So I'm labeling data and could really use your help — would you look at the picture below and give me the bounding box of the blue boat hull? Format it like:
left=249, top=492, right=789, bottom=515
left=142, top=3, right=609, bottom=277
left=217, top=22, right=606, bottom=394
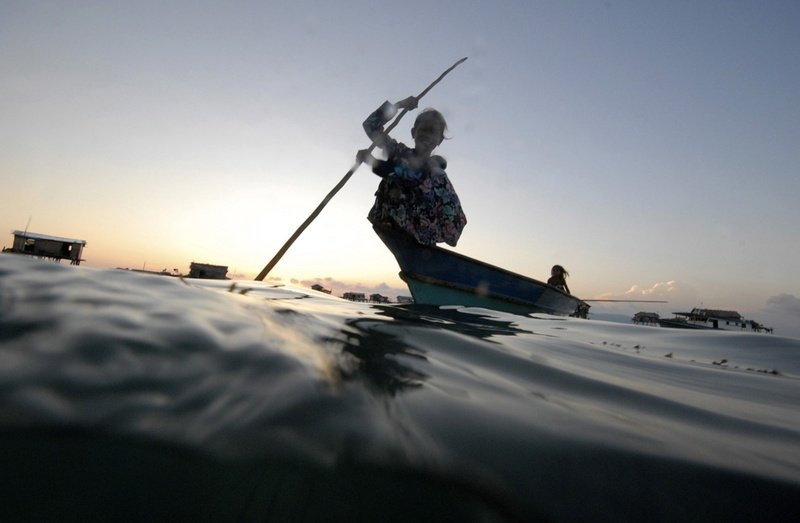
left=374, top=227, right=587, bottom=317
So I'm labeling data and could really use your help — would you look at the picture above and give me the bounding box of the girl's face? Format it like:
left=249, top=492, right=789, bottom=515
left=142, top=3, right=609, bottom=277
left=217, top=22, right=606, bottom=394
left=412, top=118, right=444, bottom=156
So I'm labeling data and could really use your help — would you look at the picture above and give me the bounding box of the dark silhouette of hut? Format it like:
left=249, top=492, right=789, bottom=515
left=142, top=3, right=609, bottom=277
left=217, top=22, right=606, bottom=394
left=632, top=312, right=660, bottom=325
left=342, top=292, right=367, bottom=302
left=658, top=308, right=772, bottom=332
left=369, top=293, right=390, bottom=303
left=3, top=230, right=87, bottom=265
left=188, top=262, right=228, bottom=280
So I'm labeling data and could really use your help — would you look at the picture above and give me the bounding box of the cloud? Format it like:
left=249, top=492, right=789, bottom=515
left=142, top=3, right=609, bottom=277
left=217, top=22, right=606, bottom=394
left=594, top=280, right=687, bottom=301
left=765, top=293, right=800, bottom=315
left=624, top=280, right=677, bottom=297
left=297, top=276, right=408, bottom=299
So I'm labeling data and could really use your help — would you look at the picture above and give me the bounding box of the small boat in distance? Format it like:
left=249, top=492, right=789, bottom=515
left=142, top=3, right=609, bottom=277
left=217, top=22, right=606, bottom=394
left=374, top=226, right=589, bottom=317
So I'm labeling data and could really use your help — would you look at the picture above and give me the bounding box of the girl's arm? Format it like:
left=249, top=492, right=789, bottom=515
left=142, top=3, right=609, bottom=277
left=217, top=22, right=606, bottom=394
left=363, top=101, right=396, bottom=150
left=355, top=149, right=377, bottom=168
left=362, top=97, right=419, bottom=150
left=355, top=149, right=394, bottom=178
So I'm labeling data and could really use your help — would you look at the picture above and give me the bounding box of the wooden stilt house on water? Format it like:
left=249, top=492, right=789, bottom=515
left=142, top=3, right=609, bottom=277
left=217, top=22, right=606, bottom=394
left=3, top=231, right=87, bottom=265
left=188, top=262, right=229, bottom=280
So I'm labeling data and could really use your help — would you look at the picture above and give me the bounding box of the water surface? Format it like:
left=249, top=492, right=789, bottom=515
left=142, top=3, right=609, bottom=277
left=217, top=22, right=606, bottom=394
left=1, top=254, right=798, bottom=521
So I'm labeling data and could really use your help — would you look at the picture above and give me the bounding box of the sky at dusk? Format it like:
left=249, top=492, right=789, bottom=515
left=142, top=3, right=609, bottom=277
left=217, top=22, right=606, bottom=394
left=2, top=1, right=799, bottom=336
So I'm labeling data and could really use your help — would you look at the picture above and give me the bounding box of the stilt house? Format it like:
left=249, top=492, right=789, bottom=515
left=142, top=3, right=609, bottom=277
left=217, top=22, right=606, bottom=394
left=3, top=230, right=87, bottom=265
left=188, top=262, right=229, bottom=280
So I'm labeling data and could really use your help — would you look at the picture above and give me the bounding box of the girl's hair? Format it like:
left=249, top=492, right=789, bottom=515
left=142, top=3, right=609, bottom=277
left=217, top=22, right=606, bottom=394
left=552, top=265, right=569, bottom=278
left=416, top=108, right=448, bottom=136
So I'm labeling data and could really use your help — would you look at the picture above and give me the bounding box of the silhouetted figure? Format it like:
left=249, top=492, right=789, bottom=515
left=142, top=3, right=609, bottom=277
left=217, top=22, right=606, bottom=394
left=357, top=96, right=467, bottom=246
left=547, top=264, right=571, bottom=294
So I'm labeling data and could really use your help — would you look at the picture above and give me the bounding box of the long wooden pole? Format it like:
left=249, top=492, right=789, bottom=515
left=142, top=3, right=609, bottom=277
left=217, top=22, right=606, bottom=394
left=582, top=300, right=668, bottom=303
left=255, top=57, right=467, bottom=281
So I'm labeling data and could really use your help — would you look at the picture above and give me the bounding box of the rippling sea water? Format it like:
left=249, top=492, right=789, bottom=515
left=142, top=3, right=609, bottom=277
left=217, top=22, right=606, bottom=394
left=1, top=254, right=798, bottom=522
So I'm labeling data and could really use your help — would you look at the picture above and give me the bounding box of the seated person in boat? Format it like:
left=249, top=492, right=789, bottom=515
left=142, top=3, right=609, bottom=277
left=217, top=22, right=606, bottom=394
left=356, top=96, right=467, bottom=247
left=547, top=265, right=571, bottom=294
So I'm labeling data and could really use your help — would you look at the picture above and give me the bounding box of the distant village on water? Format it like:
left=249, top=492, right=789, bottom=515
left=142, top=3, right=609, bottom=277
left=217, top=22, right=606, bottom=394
left=2, top=229, right=412, bottom=304
left=3, top=228, right=773, bottom=330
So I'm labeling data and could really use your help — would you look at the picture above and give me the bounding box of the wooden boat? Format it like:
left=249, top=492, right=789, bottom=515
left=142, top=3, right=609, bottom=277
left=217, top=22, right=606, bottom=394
left=374, top=226, right=589, bottom=317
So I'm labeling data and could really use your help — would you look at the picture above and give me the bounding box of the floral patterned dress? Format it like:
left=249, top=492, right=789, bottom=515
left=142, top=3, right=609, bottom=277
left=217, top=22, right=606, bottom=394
left=363, top=102, right=467, bottom=247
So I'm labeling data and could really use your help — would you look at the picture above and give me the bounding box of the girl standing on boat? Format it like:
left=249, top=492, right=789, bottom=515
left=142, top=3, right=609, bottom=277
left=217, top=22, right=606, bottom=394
left=356, top=96, right=467, bottom=247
